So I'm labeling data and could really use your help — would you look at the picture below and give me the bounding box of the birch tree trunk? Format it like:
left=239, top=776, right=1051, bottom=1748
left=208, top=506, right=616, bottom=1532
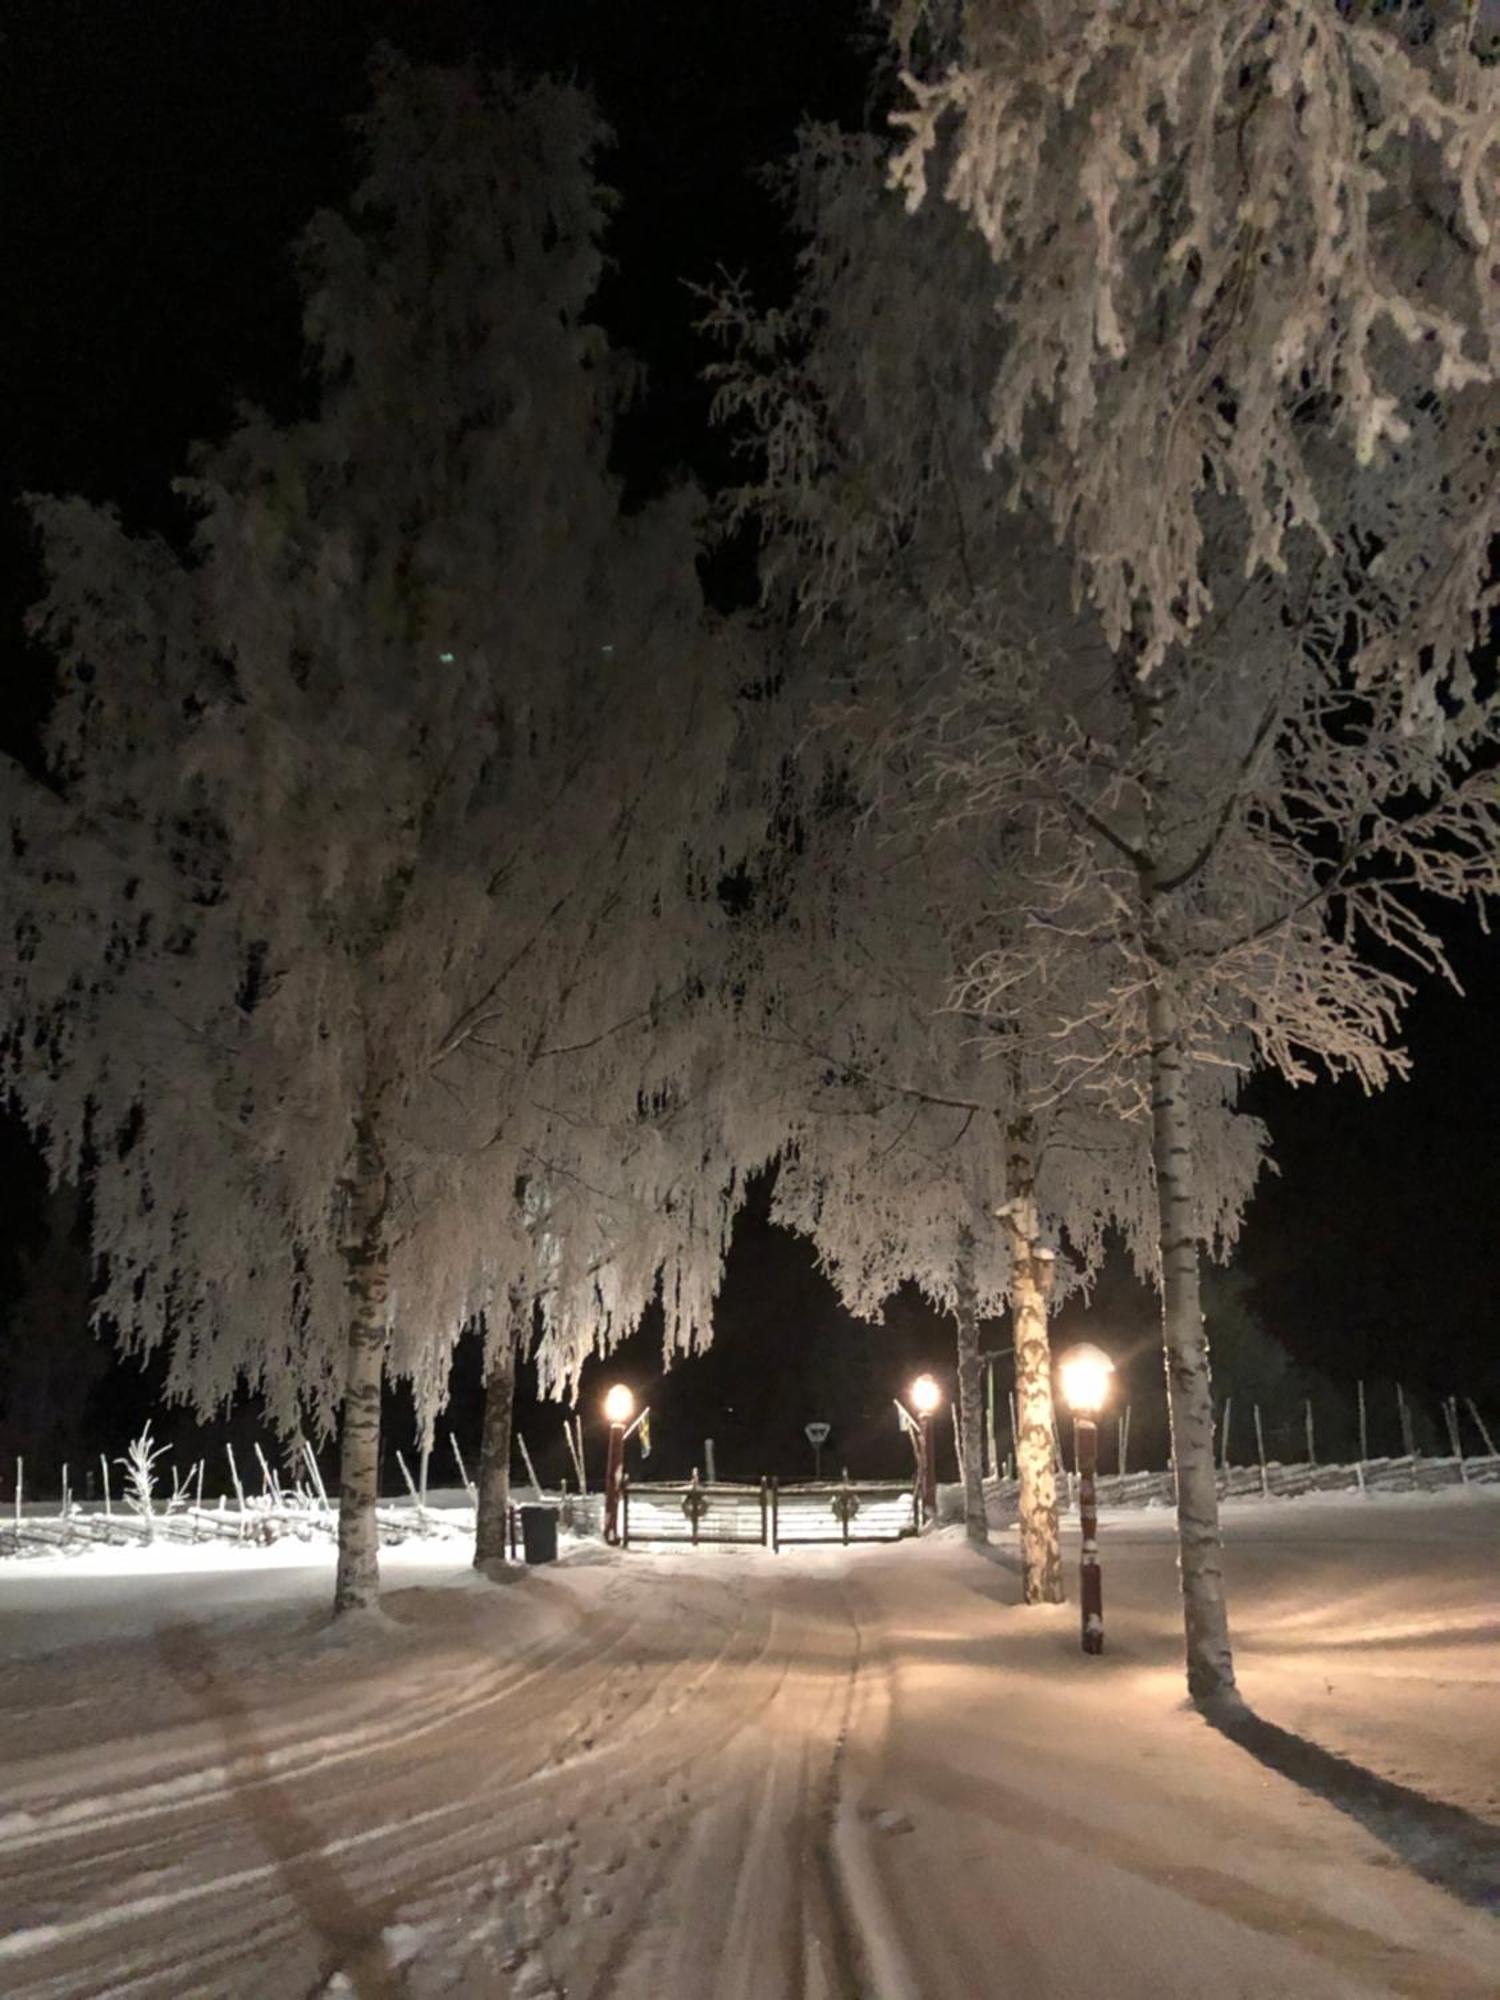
left=474, top=1298, right=522, bottom=1569
left=954, top=1224, right=989, bottom=1545
left=1000, top=1120, right=1062, bottom=1602
left=1146, top=975, right=1235, bottom=1697
left=333, top=1115, right=390, bottom=1616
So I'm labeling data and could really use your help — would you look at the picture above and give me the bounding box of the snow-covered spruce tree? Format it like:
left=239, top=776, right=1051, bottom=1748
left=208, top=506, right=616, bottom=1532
left=1, top=59, right=738, bottom=1613
left=887, top=0, right=1500, bottom=685
left=707, top=128, right=1500, bottom=1694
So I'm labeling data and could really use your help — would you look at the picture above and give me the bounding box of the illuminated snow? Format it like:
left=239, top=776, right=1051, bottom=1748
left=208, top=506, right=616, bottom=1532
left=1, top=1488, right=1495, bottom=1996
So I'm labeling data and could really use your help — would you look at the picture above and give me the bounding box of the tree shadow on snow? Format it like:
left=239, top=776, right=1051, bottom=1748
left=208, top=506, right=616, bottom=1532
left=1199, top=1694, right=1500, bottom=1913
left=964, top=1538, right=1023, bottom=1578
left=156, top=1621, right=401, bottom=1999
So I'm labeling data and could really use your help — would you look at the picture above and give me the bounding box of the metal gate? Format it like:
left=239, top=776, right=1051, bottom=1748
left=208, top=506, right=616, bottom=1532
left=621, top=1476, right=916, bottom=1550
left=772, top=1480, right=917, bottom=1548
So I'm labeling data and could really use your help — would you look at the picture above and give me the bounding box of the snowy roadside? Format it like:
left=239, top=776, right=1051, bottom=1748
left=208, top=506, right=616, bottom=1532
left=0, top=1525, right=613, bottom=1665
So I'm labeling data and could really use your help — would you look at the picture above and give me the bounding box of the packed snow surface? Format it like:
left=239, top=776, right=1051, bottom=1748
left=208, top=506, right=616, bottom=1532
left=0, top=1489, right=1495, bottom=1997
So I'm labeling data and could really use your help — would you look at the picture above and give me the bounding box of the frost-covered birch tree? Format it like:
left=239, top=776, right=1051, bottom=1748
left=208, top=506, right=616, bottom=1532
left=708, top=126, right=1500, bottom=1695
left=724, top=663, right=1260, bottom=1594
left=1, top=59, right=740, bottom=1613
left=887, top=0, right=1500, bottom=686
left=467, top=1076, right=769, bottom=1566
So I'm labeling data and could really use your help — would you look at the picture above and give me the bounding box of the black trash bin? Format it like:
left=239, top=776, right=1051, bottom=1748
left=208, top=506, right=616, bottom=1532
left=519, top=1504, right=559, bottom=1566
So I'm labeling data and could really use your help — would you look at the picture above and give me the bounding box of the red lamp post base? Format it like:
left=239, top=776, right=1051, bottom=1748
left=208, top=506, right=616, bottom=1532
left=1077, top=1416, right=1103, bottom=1654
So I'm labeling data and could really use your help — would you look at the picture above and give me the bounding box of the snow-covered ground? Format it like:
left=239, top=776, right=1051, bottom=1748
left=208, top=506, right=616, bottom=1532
left=0, top=1488, right=1495, bottom=1997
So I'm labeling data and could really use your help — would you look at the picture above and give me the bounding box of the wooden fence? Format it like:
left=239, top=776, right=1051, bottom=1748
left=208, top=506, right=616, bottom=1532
left=975, top=1450, right=1500, bottom=1519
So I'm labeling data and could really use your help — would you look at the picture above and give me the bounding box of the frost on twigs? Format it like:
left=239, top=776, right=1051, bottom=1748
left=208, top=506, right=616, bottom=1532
left=117, top=1426, right=169, bottom=1543
left=707, top=114, right=1500, bottom=1686
left=887, top=1, right=1499, bottom=683
left=707, top=122, right=1500, bottom=1128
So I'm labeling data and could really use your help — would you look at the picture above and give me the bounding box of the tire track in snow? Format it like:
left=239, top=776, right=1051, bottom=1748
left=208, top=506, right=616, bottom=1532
left=569, top=1564, right=873, bottom=2000
left=0, top=1566, right=685, bottom=1946
left=816, top=1571, right=922, bottom=2000
left=0, top=1584, right=649, bottom=1992
left=0, top=1577, right=612, bottom=1853
left=1, top=1558, right=779, bottom=1998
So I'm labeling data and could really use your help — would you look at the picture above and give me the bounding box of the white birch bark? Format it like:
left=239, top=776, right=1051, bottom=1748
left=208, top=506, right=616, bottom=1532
left=1146, top=975, right=1234, bottom=1697
left=473, top=1297, right=523, bottom=1569
left=333, top=1114, right=390, bottom=1616
left=954, top=1223, right=989, bottom=1546
left=1000, top=1121, right=1062, bottom=1604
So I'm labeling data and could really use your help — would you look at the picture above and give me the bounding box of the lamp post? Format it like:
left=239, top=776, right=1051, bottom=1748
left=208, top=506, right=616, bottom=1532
left=603, top=1383, right=634, bottom=1546
left=910, top=1373, right=942, bottom=1526
left=1057, top=1343, right=1114, bottom=1655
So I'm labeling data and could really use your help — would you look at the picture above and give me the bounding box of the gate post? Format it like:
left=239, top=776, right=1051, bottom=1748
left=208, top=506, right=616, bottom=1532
left=760, top=1477, right=769, bottom=1548
left=622, top=1474, right=630, bottom=1550
left=771, top=1477, right=780, bottom=1554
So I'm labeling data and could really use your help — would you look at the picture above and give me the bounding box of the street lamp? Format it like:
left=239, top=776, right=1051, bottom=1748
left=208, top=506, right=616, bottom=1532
left=910, top=1373, right=942, bottom=1525
left=1057, top=1343, right=1114, bottom=1655
left=603, top=1383, right=634, bottom=1545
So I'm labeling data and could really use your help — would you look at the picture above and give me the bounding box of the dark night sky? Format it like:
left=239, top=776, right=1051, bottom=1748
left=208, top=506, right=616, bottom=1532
left=1, top=1, right=1495, bottom=1493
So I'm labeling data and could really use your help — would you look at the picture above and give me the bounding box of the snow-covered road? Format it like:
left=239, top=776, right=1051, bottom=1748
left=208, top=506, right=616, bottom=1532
left=0, top=1490, right=1496, bottom=1997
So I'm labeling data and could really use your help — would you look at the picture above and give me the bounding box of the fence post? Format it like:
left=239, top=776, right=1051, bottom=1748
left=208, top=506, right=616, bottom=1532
left=1396, top=1382, right=1416, bottom=1460
left=516, top=1429, right=543, bottom=1502
left=1304, top=1398, right=1316, bottom=1468
left=622, top=1474, right=631, bottom=1550
left=1356, top=1380, right=1368, bottom=1494
left=986, top=1357, right=998, bottom=1480
left=1119, top=1404, right=1130, bottom=1478
left=1465, top=1396, right=1498, bottom=1459
left=771, top=1477, right=779, bottom=1555
left=1442, top=1397, right=1468, bottom=1482
left=760, top=1477, right=769, bottom=1548
left=394, top=1449, right=422, bottom=1514
left=1220, top=1396, right=1232, bottom=1473
left=449, top=1432, right=478, bottom=1507
left=560, top=1418, right=584, bottom=1494
left=303, top=1440, right=333, bottom=1514
left=1253, top=1404, right=1269, bottom=1498
left=226, top=1443, right=247, bottom=1521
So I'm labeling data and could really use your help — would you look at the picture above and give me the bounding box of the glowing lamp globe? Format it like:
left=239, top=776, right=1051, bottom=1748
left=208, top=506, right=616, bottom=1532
left=604, top=1383, right=635, bottom=1426
left=1057, top=1344, right=1114, bottom=1418
left=910, top=1373, right=942, bottom=1417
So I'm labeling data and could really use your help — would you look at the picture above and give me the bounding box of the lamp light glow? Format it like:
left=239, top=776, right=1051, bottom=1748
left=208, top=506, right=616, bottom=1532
left=910, top=1373, right=942, bottom=1417
left=603, top=1383, right=635, bottom=1426
left=1057, top=1343, right=1114, bottom=1417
